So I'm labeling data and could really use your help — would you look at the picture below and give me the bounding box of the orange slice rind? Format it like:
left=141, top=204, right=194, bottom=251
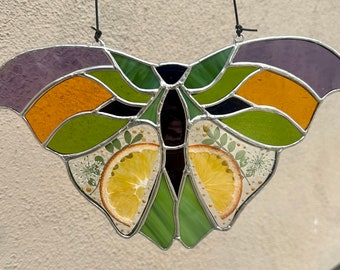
left=100, top=143, right=160, bottom=228
left=188, top=145, right=242, bottom=220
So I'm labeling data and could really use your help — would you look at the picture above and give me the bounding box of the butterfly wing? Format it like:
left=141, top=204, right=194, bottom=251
left=188, top=37, right=340, bottom=148
left=0, top=46, right=176, bottom=244
left=179, top=37, right=339, bottom=247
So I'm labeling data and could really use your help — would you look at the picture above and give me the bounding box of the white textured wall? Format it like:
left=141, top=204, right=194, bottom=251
left=0, top=0, right=339, bottom=269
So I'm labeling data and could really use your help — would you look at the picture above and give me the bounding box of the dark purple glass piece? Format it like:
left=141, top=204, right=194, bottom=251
left=206, top=97, right=250, bottom=115
left=165, top=148, right=185, bottom=195
left=100, top=100, right=142, bottom=117
left=156, top=64, right=187, bottom=84
left=0, top=46, right=112, bottom=113
left=160, top=89, right=187, bottom=195
left=233, top=38, right=340, bottom=98
left=160, top=90, right=186, bottom=146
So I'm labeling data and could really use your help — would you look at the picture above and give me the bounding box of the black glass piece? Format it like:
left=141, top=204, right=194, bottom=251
left=100, top=100, right=142, bottom=117
left=165, top=148, right=185, bottom=195
left=206, top=97, right=250, bottom=115
left=161, top=90, right=186, bottom=146
left=156, top=64, right=187, bottom=84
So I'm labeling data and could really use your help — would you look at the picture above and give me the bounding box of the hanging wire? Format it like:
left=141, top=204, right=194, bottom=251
left=232, top=0, right=257, bottom=37
left=91, top=0, right=255, bottom=42
left=91, top=0, right=103, bottom=43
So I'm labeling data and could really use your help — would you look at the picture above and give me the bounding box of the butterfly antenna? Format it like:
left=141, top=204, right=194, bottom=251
left=91, top=0, right=103, bottom=43
left=232, top=0, right=257, bottom=37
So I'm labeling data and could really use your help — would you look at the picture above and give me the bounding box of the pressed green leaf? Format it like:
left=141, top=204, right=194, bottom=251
left=179, top=177, right=213, bottom=248
left=111, top=53, right=160, bottom=89
left=213, top=127, right=220, bottom=140
left=240, top=156, right=248, bottom=167
left=235, top=150, right=246, bottom=160
left=192, top=66, right=258, bottom=104
left=112, top=138, right=121, bottom=150
left=185, top=47, right=234, bottom=89
left=221, top=110, right=303, bottom=146
left=131, top=133, right=143, bottom=144
left=47, top=114, right=128, bottom=154
left=124, top=130, right=132, bottom=144
left=202, top=138, right=215, bottom=145
left=227, top=141, right=236, bottom=152
left=105, top=143, right=114, bottom=153
left=95, top=156, right=104, bottom=164
left=88, top=70, right=152, bottom=103
left=141, top=175, right=175, bottom=249
left=220, top=133, right=228, bottom=146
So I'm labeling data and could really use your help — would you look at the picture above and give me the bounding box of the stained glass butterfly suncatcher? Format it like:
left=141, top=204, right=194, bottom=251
left=0, top=36, right=339, bottom=249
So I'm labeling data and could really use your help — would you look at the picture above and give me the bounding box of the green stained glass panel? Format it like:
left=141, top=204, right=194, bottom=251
left=141, top=175, right=175, bottom=249
left=184, top=47, right=233, bottom=89
left=221, top=110, right=303, bottom=146
left=179, top=177, right=213, bottom=248
left=140, top=89, right=165, bottom=123
left=88, top=70, right=152, bottom=103
left=111, top=53, right=160, bottom=89
left=192, top=66, right=258, bottom=104
left=47, top=114, right=128, bottom=154
left=179, top=88, right=202, bottom=120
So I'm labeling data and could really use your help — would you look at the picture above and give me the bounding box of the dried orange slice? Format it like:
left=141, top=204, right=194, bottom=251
left=100, top=143, right=160, bottom=227
left=188, top=145, right=242, bottom=220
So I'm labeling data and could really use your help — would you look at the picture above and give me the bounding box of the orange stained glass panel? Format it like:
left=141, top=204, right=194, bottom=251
left=236, top=70, right=318, bottom=129
left=25, top=76, right=113, bottom=143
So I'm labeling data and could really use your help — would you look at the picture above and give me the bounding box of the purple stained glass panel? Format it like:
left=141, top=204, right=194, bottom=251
left=0, top=46, right=112, bottom=112
left=233, top=38, right=340, bottom=98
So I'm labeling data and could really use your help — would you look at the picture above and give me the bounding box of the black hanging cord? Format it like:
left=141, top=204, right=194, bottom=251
left=91, top=0, right=102, bottom=42
left=91, top=0, right=254, bottom=41
left=232, top=0, right=257, bottom=37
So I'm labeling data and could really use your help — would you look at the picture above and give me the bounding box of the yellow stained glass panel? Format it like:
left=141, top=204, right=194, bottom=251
left=25, top=76, right=113, bottom=142
left=236, top=70, right=318, bottom=129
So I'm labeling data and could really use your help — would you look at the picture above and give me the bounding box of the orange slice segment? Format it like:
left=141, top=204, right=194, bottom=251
left=100, top=143, right=160, bottom=227
left=188, top=145, right=242, bottom=220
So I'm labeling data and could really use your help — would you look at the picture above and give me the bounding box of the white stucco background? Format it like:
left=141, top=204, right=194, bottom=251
left=0, top=0, right=339, bottom=269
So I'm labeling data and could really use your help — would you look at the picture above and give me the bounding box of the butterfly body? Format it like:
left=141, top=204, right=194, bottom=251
left=0, top=37, right=339, bottom=249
